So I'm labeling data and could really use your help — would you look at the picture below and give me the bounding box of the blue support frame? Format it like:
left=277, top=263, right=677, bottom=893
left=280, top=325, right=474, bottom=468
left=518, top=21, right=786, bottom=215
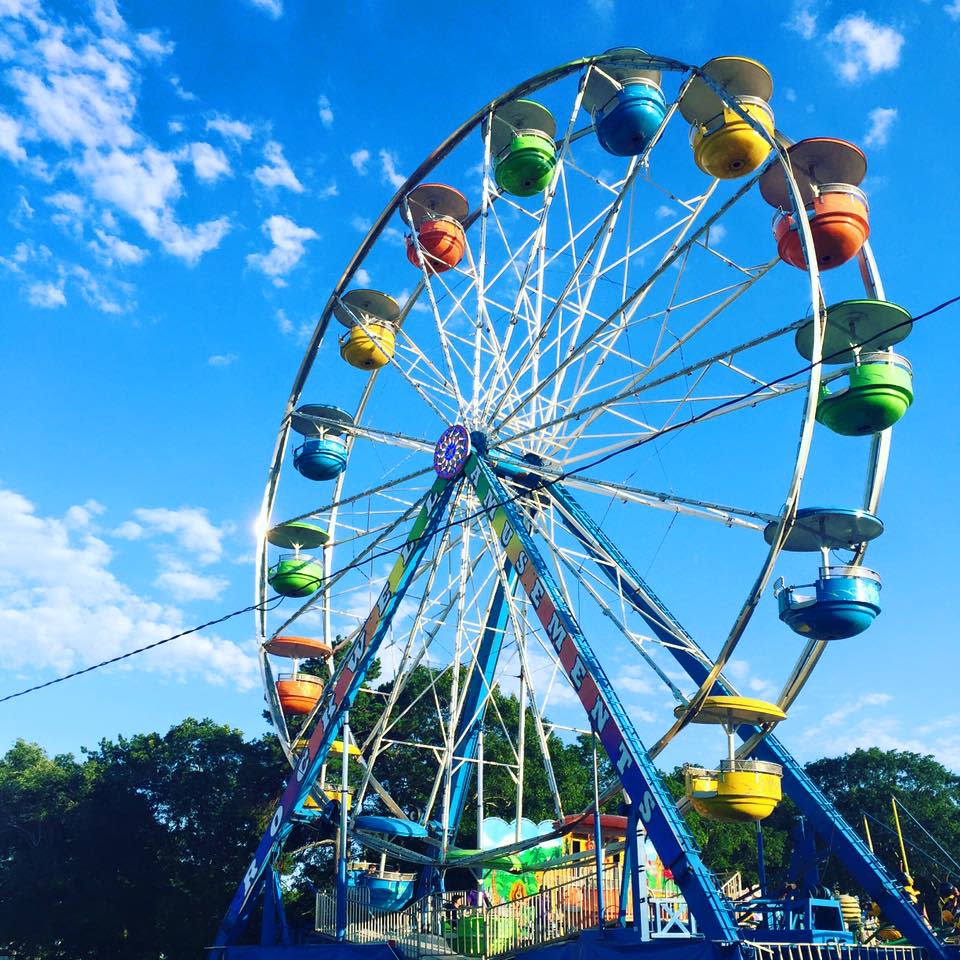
left=464, top=454, right=739, bottom=942
left=547, top=480, right=949, bottom=959
left=215, top=475, right=457, bottom=947
left=445, top=568, right=516, bottom=844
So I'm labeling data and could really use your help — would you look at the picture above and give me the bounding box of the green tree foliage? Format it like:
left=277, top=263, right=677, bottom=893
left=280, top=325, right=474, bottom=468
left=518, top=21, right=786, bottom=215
left=5, top=693, right=960, bottom=960
left=0, top=719, right=284, bottom=959
left=805, top=748, right=960, bottom=897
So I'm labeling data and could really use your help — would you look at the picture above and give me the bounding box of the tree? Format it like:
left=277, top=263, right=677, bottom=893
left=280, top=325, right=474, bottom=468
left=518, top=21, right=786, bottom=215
left=806, top=748, right=960, bottom=899
left=0, top=720, right=287, bottom=959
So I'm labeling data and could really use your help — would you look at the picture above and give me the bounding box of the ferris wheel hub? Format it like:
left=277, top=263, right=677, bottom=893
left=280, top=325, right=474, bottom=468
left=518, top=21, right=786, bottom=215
left=432, top=424, right=471, bottom=478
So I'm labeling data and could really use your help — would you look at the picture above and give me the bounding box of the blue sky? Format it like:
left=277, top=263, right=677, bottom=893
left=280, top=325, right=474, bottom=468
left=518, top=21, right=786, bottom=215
left=1, top=0, right=958, bottom=783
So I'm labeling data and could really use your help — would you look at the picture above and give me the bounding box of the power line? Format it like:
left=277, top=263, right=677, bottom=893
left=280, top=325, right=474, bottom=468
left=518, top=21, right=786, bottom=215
left=0, top=595, right=284, bottom=704
left=3, top=292, right=957, bottom=705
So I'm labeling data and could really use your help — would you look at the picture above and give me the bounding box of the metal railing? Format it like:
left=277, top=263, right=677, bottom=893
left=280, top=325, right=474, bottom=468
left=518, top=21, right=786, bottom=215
left=316, top=864, right=696, bottom=958
left=751, top=942, right=927, bottom=960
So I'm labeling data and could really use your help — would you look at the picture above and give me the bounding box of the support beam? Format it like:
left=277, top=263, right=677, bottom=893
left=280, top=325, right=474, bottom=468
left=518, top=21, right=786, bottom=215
left=215, top=474, right=457, bottom=946
left=445, top=570, right=516, bottom=842
left=547, top=480, right=949, bottom=960
left=464, top=453, right=739, bottom=942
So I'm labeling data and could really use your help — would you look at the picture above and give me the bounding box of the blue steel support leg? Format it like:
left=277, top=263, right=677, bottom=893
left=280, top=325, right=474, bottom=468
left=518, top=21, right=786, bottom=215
left=756, top=822, right=768, bottom=899
left=215, top=475, right=457, bottom=947
left=618, top=802, right=633, bottom=927
left=464, top=454, right=739, bottom=943
left=444, top=568, right=517, bottom=844
left=546, top=480, right=949, bottom=960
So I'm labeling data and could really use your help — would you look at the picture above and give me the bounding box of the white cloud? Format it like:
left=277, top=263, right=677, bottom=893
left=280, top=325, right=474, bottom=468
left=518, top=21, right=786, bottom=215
left=168, top=119, right=184, bottom=134
left=113, top=520, right=144, bottom=540
left=45, top=190, right=87, bottom=238
left=11, top=63, right=136, bottom=150
left=0, top=488, right=255, bottom=688
left=785, top=3, right=817, bottom=39
left=379, top=148, right=405, bottom=189
left=64, top=499, right=106, bottom=529
left=864, top=106, right=897, bottom=147
left=91, top=227, right=147, bottom=265
left=170, top=74, right=197, bottom=102
left=132, top=506, right=230, bottom=564
left=355, top=267, right=371, bottom=285
left=155, top=565, right=229, bottom=602
left=189, top=141, right=231, bottom=182
left=276, top=307, right=312, bottom=342
left=803, top=691, right=893, bottom=740
left=317, top=94, right=333, bottom=128
left=0, top=110, right=27, bottom=162
left=654, top=204, right=674, bottom=219
left=707, top=223, right=727, bottom=244
left=350, top=215, right=371, bottom=232
left=948, top=1, right=960, bottom=20
left=206, top=114, right=253, bottom=143
left=208, top=352, right=238, bottom=366
left=3, top=11, right=230, bottom=267
left=92, top=0, right=125, bottom=35
left=136, top=31, right=174, bottom=58
left=318, top=179, right=338, bottom=199
left=827, top=14, right=905, bottom=82
left=27, top=280, right=66, bottom=307
left=79, top=147, right=230, bottom=264
left=247, top=215, right=318, bottom=283
left=254, top=140, right=304, bottom=192
left=247, top=0, right=282, bottom=17
left=350, top=148, right=370, bottom=175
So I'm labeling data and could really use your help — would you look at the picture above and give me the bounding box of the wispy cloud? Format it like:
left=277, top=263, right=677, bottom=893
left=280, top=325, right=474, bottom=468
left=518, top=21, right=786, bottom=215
left=784, top=2, right=817, bottom=39
left=350, top=148, right=370, bottom=175
left=132, top=506, right=231, bottom=564
left=208, top=352, right=238, bottom=367
left=826, top=14, right=905, bottom=82
left=206, top=114, right=253, bottom=144
left=246, top=0, right=282, bottom=18
left=379, top=148, right=405, bottom=189
left=189, top=141, right=231, bottom=182
left=254, top=140, right=304, bottom=192
left=864, top=106, right=897, bottom=147
left=136, top=30, right=174, bottom=58
left=317, top=94, right=333, bottom=128
left=247, top=214, right=318, bottom=284
left=0, top=487, right=256, bottom=687
left=27, top=279, right=66, bottom=308
left=170, top=74, right=197, bottom=102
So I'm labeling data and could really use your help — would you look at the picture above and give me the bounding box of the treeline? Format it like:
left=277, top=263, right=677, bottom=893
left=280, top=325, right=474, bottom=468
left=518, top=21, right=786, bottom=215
left=2, top=711, right=959, bottom=958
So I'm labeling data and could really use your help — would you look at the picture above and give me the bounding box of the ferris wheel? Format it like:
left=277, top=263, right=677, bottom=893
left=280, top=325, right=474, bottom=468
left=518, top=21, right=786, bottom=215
left=216, top=49, right=934, bottom=955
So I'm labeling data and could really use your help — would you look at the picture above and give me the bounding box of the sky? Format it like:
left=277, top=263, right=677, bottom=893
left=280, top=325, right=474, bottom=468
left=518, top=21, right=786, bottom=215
left=1, top=0, right=959, bottom=792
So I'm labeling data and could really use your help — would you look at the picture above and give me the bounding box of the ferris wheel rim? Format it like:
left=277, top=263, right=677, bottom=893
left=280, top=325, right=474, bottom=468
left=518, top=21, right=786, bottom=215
left=253, top=49, right=890, bottom=770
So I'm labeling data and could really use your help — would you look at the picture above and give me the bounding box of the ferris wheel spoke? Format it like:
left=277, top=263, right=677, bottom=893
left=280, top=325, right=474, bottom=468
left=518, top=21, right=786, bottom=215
left=482, top=160, right=642, bottom=427
left=549, top=537, right=688, bottom=704
left=277, top=466, right=433, bottom=528
left=269, top=488, right=434, bottom=638
left=490, top=188, right=720, bottom=441
left=495, top=269, right=791, bottom=452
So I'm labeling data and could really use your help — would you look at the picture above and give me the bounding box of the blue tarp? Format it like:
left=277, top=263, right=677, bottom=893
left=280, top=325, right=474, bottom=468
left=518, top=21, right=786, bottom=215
left=515, top=933, right=734, bottom=960
left=215, top=946, right=398, bottom=960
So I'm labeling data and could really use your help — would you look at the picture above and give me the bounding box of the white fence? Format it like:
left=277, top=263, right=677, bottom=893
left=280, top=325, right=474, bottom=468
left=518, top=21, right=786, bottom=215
left=316, top=863, right=696, bottom=957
